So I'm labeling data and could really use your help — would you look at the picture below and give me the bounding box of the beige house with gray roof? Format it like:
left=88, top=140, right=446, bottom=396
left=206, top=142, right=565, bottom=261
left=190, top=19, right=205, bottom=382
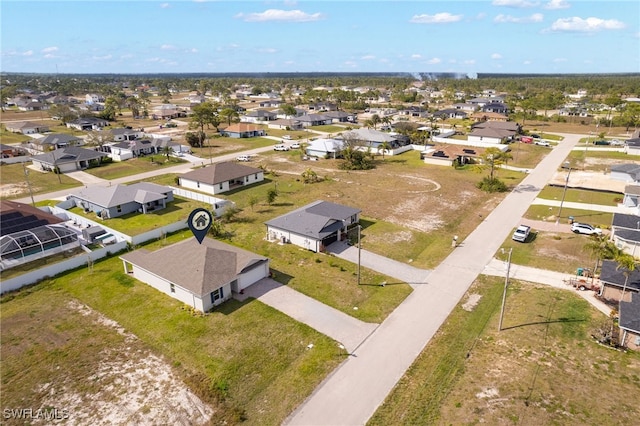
left=120, top=237, right=269, bottom=311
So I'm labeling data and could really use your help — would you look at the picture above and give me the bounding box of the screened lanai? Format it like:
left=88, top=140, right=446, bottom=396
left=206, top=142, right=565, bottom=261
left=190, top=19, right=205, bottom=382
left=0, top=224, right=79, bottom=270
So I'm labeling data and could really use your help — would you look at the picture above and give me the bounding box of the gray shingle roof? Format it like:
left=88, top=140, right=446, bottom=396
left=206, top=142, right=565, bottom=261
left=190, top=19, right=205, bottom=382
left=265, top=200, right=360, bottom=240
left=599, top=260, right=640, bottom=292
left=612, top=213, right=640, bottom=230
left=31, top=147, right=106, bottom=165
left=120, top=237, right=267, bottom=296
left=620, top=293, right=640, bottom=333
left=180, top=162, right=262, bottom=185
left=72, top=182, right=171, bottom=208
left=37, top=133, right=81, bottom=146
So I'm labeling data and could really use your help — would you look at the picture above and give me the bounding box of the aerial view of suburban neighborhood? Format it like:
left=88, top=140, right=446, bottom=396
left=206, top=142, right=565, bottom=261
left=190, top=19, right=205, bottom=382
left=2, top=1, right=640, bottom=425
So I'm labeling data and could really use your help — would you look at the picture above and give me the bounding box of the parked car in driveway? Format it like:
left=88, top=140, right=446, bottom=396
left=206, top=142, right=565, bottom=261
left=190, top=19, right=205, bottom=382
left=290, top=142, right=301, bottom=149
left=236, top=155, right=252, bottom=162
left=534, top=140, right=551, bottom=147
left=571, top=222, right=602, bottom=235
left=282, top=135, right=292, bottom=140
left=512, top=225, right=531, bottom=242
left=610, top=139, right=625, bottom=146
left=274, top=144, right=290, bottom=151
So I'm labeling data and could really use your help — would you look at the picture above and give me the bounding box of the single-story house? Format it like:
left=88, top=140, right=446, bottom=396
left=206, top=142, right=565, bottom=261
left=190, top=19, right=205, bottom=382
left=111, top=128, right=145, bottom=141
left=598, top=260, right=640, bottom=303
left=151, top=104, right=186, bottom=120
left=67, top=182, right=174, bottom=219
left=120, top=237, right=269, bottom=312
left=433, top=109, right=468, bottom=120
left=625, top=138, right=640, bottom=156
left=610, top=212, right=640, bottom=257
left=265, top=200, right=361, bottom=252
left=467, top=127, right=514, bottom=144
left=220, top=123, right=266, bottom=138
left=453, top=103, right=478, bottom=112
left=324, top=111, right=357, bottom=123
left=0, top=144, right=24, bottom=158
left=66, top=117, right=109, bottom=131
left=422, top=145, right=485, bottom=167
left=29, top=133, right=82, bottom=152
left=267, top=118, right=303, bottom=131
left=621, top=185, right=640, bottom=214
left=31, top=147, right=108, bottom=173
left=241, top=109, right=277, bottom=123
left=470, top=112, right=509, bottom=122
left=339, top=128, right=406, bottom=150
left=610, top=164, right=640, bottom=183
left=482, top=102, right=508, bottom=114
left=179, top=162, right=264, bottom=195
left=306, top=138, right=345, bottom=159
left=296, top=114, right=332, bottom=127
left=308, top=102, right=337, bottom=111
left=619, top=293, right=640, bottom=351
left=5, top=121, right=50, bottom=134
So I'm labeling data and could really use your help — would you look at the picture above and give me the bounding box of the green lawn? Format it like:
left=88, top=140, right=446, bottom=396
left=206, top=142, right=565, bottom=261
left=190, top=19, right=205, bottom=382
left=538, top=186, right=621, bottom=206
left=369, top=277, right=640, bottom=425
left=0, top=163, right=82, bottom=200
left=567, top=149, right=640, bottom=172
left=0, top=247, right=344, bottom=425
left=83, top=156, right=188, bottom=180
left=524, top=205, right=613, bottom=229
left=67, top=196, right=208, bottom=235
left=189, top=136, right=275, bottom=160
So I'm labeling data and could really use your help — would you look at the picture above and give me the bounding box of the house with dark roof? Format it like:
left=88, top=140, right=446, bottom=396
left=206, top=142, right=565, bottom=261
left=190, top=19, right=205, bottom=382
left=598, top=260, right=640, bottom=303
left=267, top=118, right=304, bottom=131
left=179, top=162, right=264, bottom=195
left=339, top=128, right=407, bottom=150
left=610, top=212, right=640, bottom=257
left=625, top=138, right=640, bottom=156
left=619, top=293, right=640, bottom=350
left=265, top=200, right=360, bottom=252
left=31, top=147, right=108, bottom=172
left=120, top=237, right=269, bottom=312
left=470, top=112, right=509, bottom=122
left=433, top=108, right=468, bottom=120
left=324, top=111, right=357, bottom=123
left=66, top=117, right=109, bottom=131
left=241, top=109, right=277, bottom=123
left=220, top=123, right=266, bottom=138
left=481, top=102, right=508, bottom=115
left=467, top=127, right=514, bottom=144
left=296, top=113, right=332, bottom=127
left=0, top=200, right=78, bottom=271
left=67, top=182, right=173, bottom=219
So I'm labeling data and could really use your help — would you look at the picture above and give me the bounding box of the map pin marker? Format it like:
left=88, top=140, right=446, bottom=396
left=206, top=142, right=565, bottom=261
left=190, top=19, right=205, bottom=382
left=187, top=208, right=213, bottom=244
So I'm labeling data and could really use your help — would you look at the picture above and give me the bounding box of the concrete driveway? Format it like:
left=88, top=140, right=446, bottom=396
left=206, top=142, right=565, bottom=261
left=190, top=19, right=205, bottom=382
left=235, top=278, right=378, bottom=354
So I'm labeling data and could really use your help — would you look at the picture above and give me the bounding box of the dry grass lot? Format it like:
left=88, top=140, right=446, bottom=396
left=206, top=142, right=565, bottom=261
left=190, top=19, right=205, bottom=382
left=369, top=276, right=640, bottom=425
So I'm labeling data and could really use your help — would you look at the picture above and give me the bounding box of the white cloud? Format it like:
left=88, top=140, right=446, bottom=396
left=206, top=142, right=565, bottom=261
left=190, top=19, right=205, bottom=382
left=42, top=46, right=58, bottom=53
left=361, top=55, right=376, bottom=60
left=161, top=44, right=176, bottom=50
left=549, top=17, right=625, bottom=32
left=92, top=54, right=113, bottom=61
left=491, top=53, right=503, bottom=59
left=543, top=0, right=570, bottom=10
left=186, top=48, right=198, bottom=53
left=523, top=60, right=532, bottom=64
left=343, top=61, right=357, bottom=68
left=235, top=9, right=325, bottom=22
left=411, top=54, right=422, bottom=59
left=553, top=57, right=568, bottom=62
left=160, top=3, right=170, bottom=8
left=410, top=12, right=463, bottom=24
left=463, top=59, right=476, bottom=65
left=494, top=13, right=543, bottom=23
left=257, top=48, right=277, bottom=53
left=427, top=57, right=442, bottom=64
left=492, top=0, right=539, bottom=7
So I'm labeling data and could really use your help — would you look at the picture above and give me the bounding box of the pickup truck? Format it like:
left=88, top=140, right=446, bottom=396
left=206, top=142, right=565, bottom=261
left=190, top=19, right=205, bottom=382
left=512, top=225, right=531, bottom=242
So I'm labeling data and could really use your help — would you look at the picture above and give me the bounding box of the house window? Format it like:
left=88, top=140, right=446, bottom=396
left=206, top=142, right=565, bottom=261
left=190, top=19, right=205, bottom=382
left=117, top=205, right=122, bottom=213
left=219, top=183, right=223, bottom=190
left=254, top=173, right=258, bottom=179
left=635, top=335, right=640, bottom=346
left=197, top=182, right=200, bottom=188
left=211, top=287, right=224, bottom=303
left=170, top=283, right=175, bottom=293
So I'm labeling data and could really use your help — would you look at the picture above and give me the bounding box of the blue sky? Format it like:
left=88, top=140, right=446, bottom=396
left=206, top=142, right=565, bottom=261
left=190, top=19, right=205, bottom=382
left=1, top=1, right=638, bottom=74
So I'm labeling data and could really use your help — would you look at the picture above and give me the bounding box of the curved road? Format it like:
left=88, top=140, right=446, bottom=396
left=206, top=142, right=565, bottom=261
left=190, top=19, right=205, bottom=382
left=285, top=133, right=582, bottom=425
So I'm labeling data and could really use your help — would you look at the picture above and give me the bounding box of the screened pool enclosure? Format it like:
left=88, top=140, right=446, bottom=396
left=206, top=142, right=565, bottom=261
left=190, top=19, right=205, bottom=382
left=1, top=224, right=79, bottom=270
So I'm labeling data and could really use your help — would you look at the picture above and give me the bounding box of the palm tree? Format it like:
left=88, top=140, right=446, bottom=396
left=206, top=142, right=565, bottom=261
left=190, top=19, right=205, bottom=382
left=378, top=141, right=391, bottom=159
left=584, top=234, right=621, bottom=277
left=161, top=145, right=173, bottom=161
left=615, top=253, right=636, bottom=303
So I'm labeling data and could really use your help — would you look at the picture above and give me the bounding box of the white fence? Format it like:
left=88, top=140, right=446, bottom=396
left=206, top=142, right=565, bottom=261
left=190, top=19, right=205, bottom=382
left=0, top=240, right=128, bottom=294
left=169, top=186, right=235, bottom=217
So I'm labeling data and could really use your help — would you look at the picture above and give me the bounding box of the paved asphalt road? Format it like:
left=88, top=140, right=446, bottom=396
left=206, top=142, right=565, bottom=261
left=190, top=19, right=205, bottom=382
left=285, top=133, right=583, bottom=426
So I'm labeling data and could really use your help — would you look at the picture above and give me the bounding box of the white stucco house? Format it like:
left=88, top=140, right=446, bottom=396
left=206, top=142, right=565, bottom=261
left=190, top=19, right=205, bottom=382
left=179, top=162, right=264, bottom=195
left=120, top=237, right=270, bottom=312
left=265, top=200, right=361, bottom=252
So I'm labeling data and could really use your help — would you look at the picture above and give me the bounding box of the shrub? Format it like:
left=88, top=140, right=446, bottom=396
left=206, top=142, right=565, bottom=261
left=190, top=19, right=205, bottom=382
left=476, top=176, right=508, bottom=193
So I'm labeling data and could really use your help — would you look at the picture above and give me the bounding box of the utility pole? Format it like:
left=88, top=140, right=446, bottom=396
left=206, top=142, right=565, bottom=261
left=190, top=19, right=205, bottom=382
left=498, top=247, right=513, bottom=331
left=357, top=225, right=361, bottom=286
left=22, top=161, right=35, bottom=206
left=556, top=164, right=572, bottom=224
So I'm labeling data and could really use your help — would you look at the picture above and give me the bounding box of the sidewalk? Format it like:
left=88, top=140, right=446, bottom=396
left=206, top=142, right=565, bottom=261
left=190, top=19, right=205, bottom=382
left=482, top=258, right=612, bottom=316
left=531, top=197, right=620, bottom=213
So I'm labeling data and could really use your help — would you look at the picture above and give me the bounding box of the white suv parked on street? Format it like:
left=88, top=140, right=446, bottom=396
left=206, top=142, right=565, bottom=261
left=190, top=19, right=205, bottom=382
left=274, top=144, right=290, bottom=151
